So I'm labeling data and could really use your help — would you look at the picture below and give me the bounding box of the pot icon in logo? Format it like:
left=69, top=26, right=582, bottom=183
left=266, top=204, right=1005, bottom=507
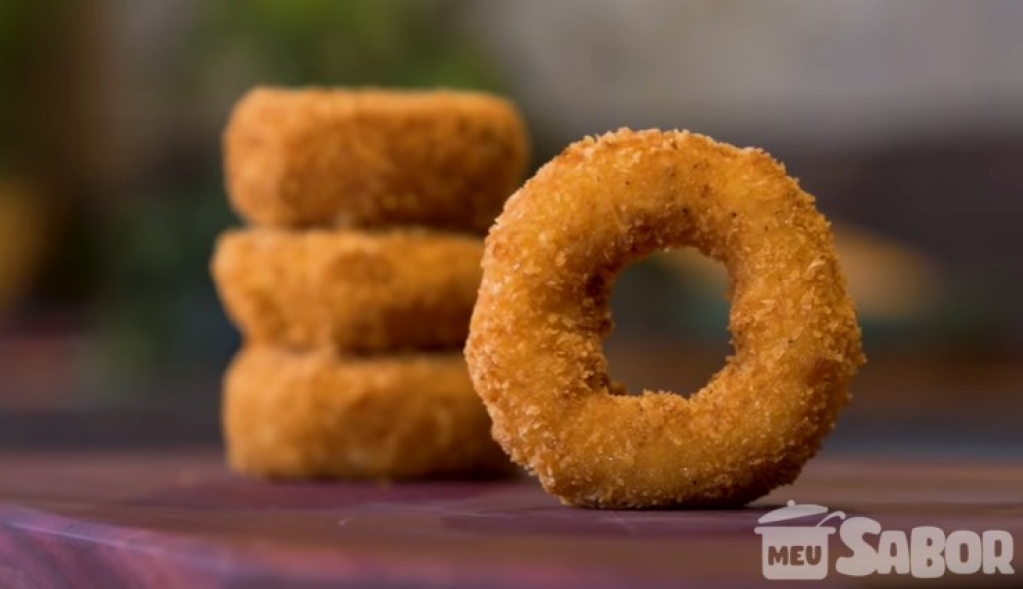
left=755, top=500, right=846, bottom=580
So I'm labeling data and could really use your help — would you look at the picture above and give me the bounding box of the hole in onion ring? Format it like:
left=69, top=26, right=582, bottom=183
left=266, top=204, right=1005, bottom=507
left=604, top=248, right=732, bottom=398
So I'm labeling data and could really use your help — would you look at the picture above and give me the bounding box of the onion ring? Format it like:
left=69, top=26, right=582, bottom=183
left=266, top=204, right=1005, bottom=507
left=224, top=347, right=509, bottom=480
left=224, top=87, right=528, bottom=232
left=212, top=229, right=481, bottom=353
left=465, top=129, right=864, bottom=508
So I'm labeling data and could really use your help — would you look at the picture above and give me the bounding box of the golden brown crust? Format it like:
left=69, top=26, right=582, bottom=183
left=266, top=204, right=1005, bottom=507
left=211, top=229, right=482, bottom=354
left=223, top=87, right=528, bottom=232
left=223, top=347, right=510, bottom=480
left=465, top=129, right=865, bottom=508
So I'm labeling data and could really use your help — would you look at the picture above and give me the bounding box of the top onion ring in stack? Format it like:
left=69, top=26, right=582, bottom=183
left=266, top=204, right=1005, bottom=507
left=465, top=129, right=865, bottom=508
left=224, top=87, right=528, bottom=233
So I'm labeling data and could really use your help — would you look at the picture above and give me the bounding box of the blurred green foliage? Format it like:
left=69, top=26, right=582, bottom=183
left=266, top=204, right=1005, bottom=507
left=93, top=180, right=238, bottom=388
left=191, top=0, right=502, bottom=90
left=95, top=0, right=506, bottom=386
left=0, top=1, right=44, bottom=162
left=1, top=0, right=507, bottom=392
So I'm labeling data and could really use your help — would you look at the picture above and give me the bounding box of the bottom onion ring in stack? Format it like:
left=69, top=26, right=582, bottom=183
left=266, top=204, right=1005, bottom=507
left=465, top=129, right=864, bottom=508
left=225, top=347, right=509, bottom=480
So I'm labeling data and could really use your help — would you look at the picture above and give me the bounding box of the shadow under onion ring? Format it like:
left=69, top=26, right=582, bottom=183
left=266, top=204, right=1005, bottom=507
left=465, top=128, right=864, bottom=509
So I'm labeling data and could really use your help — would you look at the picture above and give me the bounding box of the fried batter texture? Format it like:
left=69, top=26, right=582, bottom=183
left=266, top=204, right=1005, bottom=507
left=212, top=229, right=482, bottom=353
left=224, top=87, right=528, bottom=232
left=465, top=129, right=864, bottom=508
left=224, top=347, right=509, bottom=480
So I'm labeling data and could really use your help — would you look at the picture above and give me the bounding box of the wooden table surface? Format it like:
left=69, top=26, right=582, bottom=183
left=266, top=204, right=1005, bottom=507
left=0, top=450, right=1021, bottom=588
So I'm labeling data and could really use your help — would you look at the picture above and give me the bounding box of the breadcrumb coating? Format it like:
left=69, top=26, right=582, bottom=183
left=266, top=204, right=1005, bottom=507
left=224, top=347, right=510, bottom=480
left=212, top=229, right=482, bottom=354
left=465, top=129, right=864, bottom=508
left=224, top=87, right=528, bottom=232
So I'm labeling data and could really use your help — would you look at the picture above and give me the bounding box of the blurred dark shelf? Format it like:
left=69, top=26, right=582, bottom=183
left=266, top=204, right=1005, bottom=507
left=1, top=341, right=1021, bottom=458
left=0, top=405, right=220, bottom=449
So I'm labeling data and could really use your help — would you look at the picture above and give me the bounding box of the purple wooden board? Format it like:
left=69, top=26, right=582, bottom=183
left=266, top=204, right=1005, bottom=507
left=0, top=450, right=1021, bottom=588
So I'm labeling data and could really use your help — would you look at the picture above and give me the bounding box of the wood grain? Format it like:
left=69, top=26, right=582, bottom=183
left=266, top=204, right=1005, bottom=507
left=0, top=450, right=1021, bottom=588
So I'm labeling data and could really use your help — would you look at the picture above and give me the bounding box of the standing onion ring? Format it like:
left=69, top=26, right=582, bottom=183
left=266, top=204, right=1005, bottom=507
left=465, top=129, right=864, bottom=508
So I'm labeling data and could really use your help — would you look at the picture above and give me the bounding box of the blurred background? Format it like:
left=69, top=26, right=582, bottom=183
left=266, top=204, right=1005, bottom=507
left=0, top=0, right=1020, bottom=457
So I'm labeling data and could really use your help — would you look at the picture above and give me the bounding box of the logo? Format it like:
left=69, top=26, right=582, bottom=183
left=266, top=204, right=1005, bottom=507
left=755, top=501, right=1015, bottom=580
